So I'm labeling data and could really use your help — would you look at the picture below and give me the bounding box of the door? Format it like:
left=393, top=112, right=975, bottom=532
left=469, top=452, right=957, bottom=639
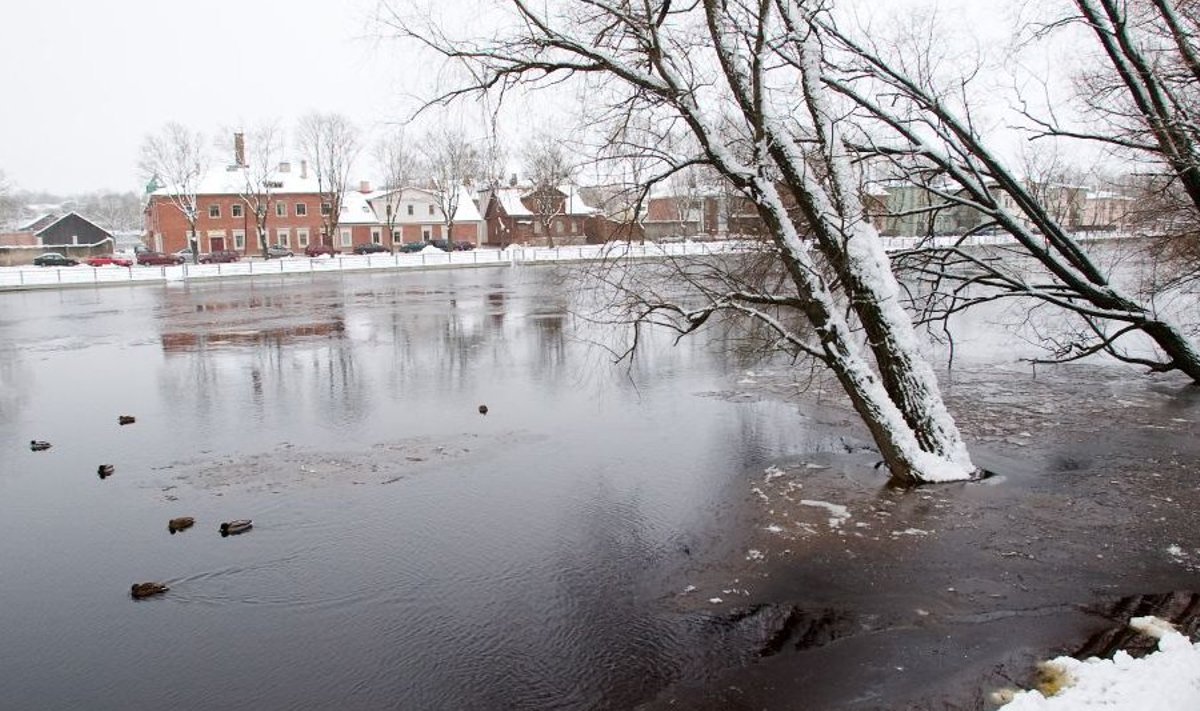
left=210, top=237, right=226, bottom=251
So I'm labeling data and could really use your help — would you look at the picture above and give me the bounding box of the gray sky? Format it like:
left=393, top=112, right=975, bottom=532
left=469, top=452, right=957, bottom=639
left=0, top=0, right=408, bottom=194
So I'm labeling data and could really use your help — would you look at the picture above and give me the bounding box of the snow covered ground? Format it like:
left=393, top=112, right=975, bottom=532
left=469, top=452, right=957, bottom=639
left=1000, top=617, right=1200, bottom=710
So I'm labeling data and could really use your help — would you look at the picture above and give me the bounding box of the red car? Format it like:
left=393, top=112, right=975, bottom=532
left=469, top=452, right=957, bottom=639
left=137, top=251, right=185, bottom=266
left=86, top=255, right=134, bottom=267
left=199, top=250, right=241, bottom=264
left=304, top=244, right=338, bottom=257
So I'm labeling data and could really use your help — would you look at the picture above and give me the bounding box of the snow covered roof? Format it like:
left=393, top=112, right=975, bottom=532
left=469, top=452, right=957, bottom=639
left=338, top=191, right=379, bottom=225
left=151, top=163, right=323, bottom=197
left=18, top=213, right=57, bottom=232
left=34, top=211, right=111, bottom=237
left=490, top=185, right=598, bottom=217
left=364, top=185, right=483, bottom=223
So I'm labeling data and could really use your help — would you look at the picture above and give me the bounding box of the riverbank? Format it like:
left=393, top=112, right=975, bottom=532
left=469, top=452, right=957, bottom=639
left=640, top=362, right=1200, bottom=710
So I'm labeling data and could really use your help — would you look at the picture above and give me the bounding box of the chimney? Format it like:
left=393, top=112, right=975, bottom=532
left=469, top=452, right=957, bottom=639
left=278, top=161, right=291, bottom=173
left=301, top=160, right=308, bottom=179
left=359, top=180, right=371, bottom=193
left=234, top=132, right=245, bottom=167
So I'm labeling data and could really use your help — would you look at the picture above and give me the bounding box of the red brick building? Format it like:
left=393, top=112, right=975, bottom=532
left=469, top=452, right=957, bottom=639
left=480, top=185, right=604, bottom=247
left=145, top=164, right=483, bottom=255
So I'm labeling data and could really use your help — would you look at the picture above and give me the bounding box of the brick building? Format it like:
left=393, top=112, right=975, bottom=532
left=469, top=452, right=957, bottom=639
left=479, top=185, right=603, bottom=246
left=145, top=157, right=483, bottom=255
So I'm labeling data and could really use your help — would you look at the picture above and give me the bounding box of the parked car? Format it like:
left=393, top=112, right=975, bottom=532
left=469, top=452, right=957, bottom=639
left=85, top=255, right=133, bottom=267
left=33, top=253, right=80, bottom=267
left=199, top=250, right=241, bottom=264
left=265, top=245, right=294, bottom=259
left=304, top=244, right=338, bottom=257
left=137, top=251, right=185, bottom=266
left=453, top=241, right=476, bottom=251
left=429, top=239, right=454, bottom=252
left=397, top=241, right=428, bottom=253
left=353, top=243, right=388, bottom=255
left=174, top=247, right=196, bottom=260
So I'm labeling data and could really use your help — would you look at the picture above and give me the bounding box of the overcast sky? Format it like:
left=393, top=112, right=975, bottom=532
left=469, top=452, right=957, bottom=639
left=0, top=0, right=411, bottom=194
left=0, top=0, right=1054, bottom=196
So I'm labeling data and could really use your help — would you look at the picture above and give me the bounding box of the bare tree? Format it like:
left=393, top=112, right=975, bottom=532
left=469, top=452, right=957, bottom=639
left=78, top=191, right=143, bottom=232
left=523, top=133, right=575, bottom=247
left=812, top=11, right=1200, bottom=382
left=420, top=127, right=482, bottom=245
left=383, top=1, right=979, bottom=485
left=237, top=122, right=286, bottom=258
left=296, top=112, right=361, bottom=249
left=375, top=127, right=420, bottom=252
left=139, top=122, right=209, bottom=263
left=0, top=169, right=18, bottom=230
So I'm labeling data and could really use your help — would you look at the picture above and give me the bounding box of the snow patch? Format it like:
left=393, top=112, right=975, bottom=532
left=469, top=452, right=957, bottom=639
left=746, top=549, right=765, bottom=561
left=764, top=465, right=786, bottom=483
left=1000, top=617, right=1200, bottom=710
left=800, top=499, right=851, bottom=528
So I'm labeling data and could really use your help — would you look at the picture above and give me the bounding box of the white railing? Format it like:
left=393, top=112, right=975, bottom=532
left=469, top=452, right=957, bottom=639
left=0, top=231, right=1138, bottom=291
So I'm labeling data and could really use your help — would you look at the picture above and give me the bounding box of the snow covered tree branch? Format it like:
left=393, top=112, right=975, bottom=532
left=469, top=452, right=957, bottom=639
left=380, top=0, right=980, bottom=485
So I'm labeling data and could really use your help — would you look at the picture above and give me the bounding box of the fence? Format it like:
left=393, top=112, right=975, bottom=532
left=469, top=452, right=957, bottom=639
left=0, top=232, right=1137, bottom=291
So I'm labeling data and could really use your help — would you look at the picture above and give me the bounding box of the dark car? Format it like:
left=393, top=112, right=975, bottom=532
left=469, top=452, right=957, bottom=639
left=453, top=241, right=476, bottom=251
left=353, top=243, right=388, bottom=255
left=397, top=241, right=428, bottom=253
left=33, top=253, right=79, bottom=267
left=265, top=246, right=294, bottom=259
left=428, top=239, right=454, bottom=252
left=137, top=251, right=185, bottom=266
left=199, top=250, right=240, bottom=264
left=304, top=244, right=338, bottom=257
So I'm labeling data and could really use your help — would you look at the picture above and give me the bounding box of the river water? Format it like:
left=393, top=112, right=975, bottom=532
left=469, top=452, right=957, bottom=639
left=0, top=266, right=823, bottom=710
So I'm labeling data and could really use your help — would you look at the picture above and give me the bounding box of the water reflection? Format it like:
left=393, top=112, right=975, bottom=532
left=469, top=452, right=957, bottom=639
left=0, top=267, right=810, bottom=710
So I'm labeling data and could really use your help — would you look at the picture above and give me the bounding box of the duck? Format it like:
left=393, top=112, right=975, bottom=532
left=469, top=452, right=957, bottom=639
left=30, top=440, right=51, bottom=451
left=130, top=582, right=169, bottom=599
left=118, top=415, right=136, bottom=425
left=168, top=516, right=195, bottom=534
left=478, top=404, right=489, bottom=415
left=97, top=464, right=115, bottom=479
left=220, top=519, right=253, bottom=536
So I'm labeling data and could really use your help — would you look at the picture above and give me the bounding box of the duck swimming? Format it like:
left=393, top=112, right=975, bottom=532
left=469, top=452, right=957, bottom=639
left=97, top=464, right=114, bottom=479
left=220, top=519, right=253, bottom=536
left=130, top=582, right=169, bottom=599
left=478, top=404, right=489, bottom=415
left=30, top=440, right=51, bottom=451
left=168, top=517, right=195, bottom=534
left=118, top=415, right=136, bottom=425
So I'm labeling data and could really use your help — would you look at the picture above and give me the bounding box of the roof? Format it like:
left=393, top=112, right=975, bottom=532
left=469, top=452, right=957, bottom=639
left=19, top=213, right=58, bottom=232
left=338, top=191, right=379, bottom=225
left=489, top=185, right=598, bottom=217
left=34, top=211, right=112, bottom=238
left=151, top=163, right=323, bottom=197
left=366, top=185, right=483, bottom=223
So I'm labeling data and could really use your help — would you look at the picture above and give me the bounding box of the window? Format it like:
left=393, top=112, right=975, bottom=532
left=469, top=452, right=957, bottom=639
left=407, top=204, right=414, bottom=216
left=421, top=226, right=432, bottom=240
left=340, top=229, right=352, bottom=247
left=231, top=204, right=243, bottom=218
left=208, top=205, right=221, bottom=219
left=371, top=229, right=381, bottom=244
left=295, top=203, right=307, bottom=217
left=233, top=230, right=245, bottom=250
left=276, top=202, right=287, bottom=218
left=555, top=221, right=564, bottom=234
left=392, top=229, right=401, bottom=241
left=534, top=221, right=542, bottom=234
left=277, top=229, right=290, bottom=247
left=428, top=204, right=435, bottom=216
left=321, top=202, right=332, bottom=216
left=297, top=229, right=309, bottom=248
